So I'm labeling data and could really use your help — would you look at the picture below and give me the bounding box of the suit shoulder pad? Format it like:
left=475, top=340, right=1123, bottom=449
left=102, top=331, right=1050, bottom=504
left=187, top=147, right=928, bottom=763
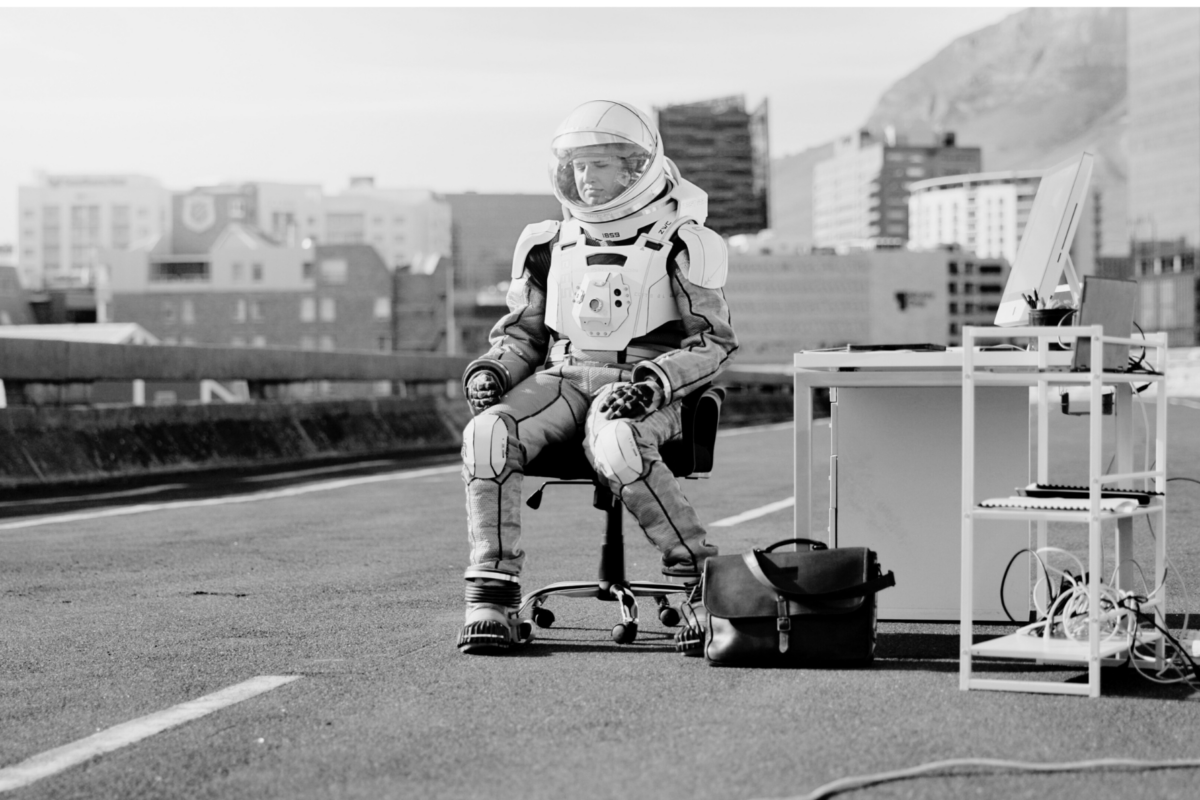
left=512, top=220, right=560, bottom=279
left=676, top=223, right=727, bottom=289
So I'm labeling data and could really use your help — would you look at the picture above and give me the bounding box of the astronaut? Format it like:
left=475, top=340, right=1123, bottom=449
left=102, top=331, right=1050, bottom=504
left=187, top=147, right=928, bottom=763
left=457, top=100, right=739, bottom=654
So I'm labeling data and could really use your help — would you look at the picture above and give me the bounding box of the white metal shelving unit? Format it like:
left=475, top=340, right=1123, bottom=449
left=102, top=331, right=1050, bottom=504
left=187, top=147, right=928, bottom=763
left=960, top=324, right=1169, bottom=697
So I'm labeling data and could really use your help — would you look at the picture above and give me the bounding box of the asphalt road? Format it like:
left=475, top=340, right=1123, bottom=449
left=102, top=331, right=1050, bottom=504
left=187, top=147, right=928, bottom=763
left=4, top=410, right=1200, bottom=800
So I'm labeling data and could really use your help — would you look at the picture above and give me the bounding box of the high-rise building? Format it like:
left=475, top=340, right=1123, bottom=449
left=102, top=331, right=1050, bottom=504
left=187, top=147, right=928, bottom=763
left=655, top=95, right=769, bottom=237
left=17, top=174, right=170, bottom=290
left=1128, top=8, right=1200, bottom=345
left=813, top=130, right=981, bottom=251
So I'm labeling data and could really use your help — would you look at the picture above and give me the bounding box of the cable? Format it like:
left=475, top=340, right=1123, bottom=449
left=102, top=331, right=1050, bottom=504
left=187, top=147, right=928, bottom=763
left=768, top=756, right=1200, bottom=800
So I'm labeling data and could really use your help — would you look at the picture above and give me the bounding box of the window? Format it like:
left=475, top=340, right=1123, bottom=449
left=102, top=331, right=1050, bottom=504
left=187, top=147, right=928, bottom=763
left=300, top=296, right=316, bottom=322
left=181, top=298, right=195, bottom=325
left=948, top=262, right=958, bottom=275
left=150, top=261, right=210, bottom=282
left=319, top=335, right=335, bottom=351
left=948, top=283, right=958, bottom=295
left=949, top=302, right=959, bottom=314
left=251, top=263, right=263, bottom=282
left=234, top=299, right=246, bottom=322
left=231, top=336, right=246, bottom=347
left=302, top=261, right=314, bottom=280
left=326, top=213, right=366, bottom=244
left=300, top=335, right=316, bottom=351
left=251, top=335, right=267, bottom=348
left=70, top=205, right=101, bottom=267
left=228, top=198, right=246, bottom=219
left=111, top=205, right=131, bottom=249
left=374, top=296, right=391, bottom=319
left=320, top=297, right=336, bottom=322
left=162, top=301, right=177, bottom=324
left=319, top=258, right=348, bottom=284
left=249, top=299, right=263, bottom=322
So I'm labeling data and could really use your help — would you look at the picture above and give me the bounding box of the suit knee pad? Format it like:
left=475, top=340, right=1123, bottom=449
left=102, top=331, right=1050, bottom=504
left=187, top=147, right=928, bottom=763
left=463, top=413, right=511, bottom=479
left=592, top=419, right=644, bottom=486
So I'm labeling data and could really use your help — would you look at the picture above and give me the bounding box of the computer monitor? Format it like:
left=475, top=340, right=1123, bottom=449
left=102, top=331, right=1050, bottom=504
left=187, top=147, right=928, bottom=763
left=993, top=152, right=1094, bottom=327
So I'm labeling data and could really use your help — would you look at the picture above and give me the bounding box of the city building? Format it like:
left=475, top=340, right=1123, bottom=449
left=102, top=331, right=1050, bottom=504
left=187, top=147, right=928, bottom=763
left=655, top=95, right=770, bottom=237
left=17, top=173, right=170, bottom=290
left=723, top=249, right=1009, bottom=363
left=102, top=191, right=399, bottom=353
left=768, top=142, right=835, bottom=253
left=322, top=177, right=452, bottom=273
left=1128, top=8, right=1200, bottom=345
left=444, top=192, right=564, bottom=356
left=909, top=169, right=1101, bottom=278
left=908, top=171, right=1042, bottom=265
left=812, top=130, right=981, bottom=251
left=0, top=265, right=34, bottom=326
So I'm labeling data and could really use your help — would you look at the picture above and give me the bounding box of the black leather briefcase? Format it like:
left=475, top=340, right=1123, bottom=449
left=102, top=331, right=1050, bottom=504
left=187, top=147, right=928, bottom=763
left=702, top=538, right=895, bottom=667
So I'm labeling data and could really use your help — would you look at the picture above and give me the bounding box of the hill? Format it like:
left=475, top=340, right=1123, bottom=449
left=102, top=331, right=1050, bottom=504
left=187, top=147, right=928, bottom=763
left=863, top=6, right=1128, bottom=253
left=771, top=7, right=1130, bottom=255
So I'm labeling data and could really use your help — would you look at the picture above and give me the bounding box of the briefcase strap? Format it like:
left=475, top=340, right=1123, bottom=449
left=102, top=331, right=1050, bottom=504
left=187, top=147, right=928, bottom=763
left=743, top=550, right=896, bottom=603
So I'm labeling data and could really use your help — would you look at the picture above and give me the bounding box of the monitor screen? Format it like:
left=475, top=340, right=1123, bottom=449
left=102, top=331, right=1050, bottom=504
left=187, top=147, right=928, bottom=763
left=993, top=152, right=1094, bottom=327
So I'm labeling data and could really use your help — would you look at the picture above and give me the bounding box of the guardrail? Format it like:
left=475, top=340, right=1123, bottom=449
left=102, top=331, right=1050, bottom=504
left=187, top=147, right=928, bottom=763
left=0, top=338, right=793, bottom=406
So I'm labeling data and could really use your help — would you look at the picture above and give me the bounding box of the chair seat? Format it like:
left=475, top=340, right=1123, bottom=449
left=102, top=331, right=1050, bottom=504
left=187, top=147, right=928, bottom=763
left=523, top=385, right=724, bottom=481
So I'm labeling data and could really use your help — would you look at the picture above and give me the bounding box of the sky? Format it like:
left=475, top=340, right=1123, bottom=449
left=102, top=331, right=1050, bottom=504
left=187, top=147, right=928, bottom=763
left=0, top=5, right=1021, bottom=244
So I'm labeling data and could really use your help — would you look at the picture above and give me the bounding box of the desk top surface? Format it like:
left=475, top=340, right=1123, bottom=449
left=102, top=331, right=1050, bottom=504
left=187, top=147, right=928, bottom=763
left=794, top=346, right=1075, bottom=371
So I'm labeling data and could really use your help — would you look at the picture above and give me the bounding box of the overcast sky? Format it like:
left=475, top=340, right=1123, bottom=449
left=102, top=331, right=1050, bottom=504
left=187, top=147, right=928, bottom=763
left=0, top=5, right=1020, bottom=243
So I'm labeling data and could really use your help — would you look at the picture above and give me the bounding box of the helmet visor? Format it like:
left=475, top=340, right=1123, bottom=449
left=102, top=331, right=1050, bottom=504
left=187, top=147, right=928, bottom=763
left=550, top=134, right=653, bottom=212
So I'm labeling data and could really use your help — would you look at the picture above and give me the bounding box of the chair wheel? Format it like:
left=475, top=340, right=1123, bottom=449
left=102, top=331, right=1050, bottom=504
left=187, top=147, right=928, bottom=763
left=658, top=606, right=681, bottom=627
left=531, top=606, right=555, bottom=629
left=611, top=622, right=638, bottom=644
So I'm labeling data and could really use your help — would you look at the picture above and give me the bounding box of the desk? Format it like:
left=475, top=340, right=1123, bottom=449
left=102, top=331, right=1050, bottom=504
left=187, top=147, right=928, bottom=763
left=794, top=348, right=1073, bottom=621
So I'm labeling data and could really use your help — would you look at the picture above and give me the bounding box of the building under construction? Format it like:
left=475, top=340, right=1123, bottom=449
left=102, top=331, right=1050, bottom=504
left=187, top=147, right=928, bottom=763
left=655, top=95, right=769, bottom=237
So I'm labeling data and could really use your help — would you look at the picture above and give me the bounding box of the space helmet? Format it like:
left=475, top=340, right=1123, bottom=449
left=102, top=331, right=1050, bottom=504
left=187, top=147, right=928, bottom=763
left=549, top=100, right=674, bottom=237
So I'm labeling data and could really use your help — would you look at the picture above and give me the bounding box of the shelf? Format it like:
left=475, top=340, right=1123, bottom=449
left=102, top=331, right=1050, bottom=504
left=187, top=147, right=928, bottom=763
left=971, top=371, right=1165, bottom=387
left=971, top=501, right=1166, bottom=523
left=971, top=630, right=1160, bottom=663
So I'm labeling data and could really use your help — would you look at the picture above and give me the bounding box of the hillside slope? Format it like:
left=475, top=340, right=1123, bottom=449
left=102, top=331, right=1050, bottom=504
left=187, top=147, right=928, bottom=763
left=862, top=6, right=1128, bottom=251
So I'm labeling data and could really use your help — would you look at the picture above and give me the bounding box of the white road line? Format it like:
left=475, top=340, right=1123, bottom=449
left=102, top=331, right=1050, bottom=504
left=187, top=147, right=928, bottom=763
left=710, top=496, right=795, bottom=527
left=240, top=459, right=398, bottom=483
left=0, top=464, right=462, bottom=532
left=0, top=675, right=299, bottom=793
left=0, top=483, right=187, bottom=509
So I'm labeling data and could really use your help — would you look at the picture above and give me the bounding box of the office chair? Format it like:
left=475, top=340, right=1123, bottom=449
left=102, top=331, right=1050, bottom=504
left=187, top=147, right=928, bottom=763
left=516, top=384, right=725, bottom=645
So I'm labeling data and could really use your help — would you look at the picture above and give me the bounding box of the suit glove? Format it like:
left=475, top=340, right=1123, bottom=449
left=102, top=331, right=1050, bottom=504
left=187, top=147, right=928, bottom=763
left=466, top=371, right=502, bottom=412
left=600, top=379, right=664, bottom=420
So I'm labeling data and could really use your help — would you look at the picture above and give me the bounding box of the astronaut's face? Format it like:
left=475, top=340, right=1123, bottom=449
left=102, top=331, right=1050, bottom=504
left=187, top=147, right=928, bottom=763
left=572, top=156, right=631, bottom=206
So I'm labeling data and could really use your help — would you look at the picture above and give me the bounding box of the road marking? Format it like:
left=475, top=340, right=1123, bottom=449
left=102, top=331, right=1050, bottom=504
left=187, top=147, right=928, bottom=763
left=0, top=464, right=461, bottom=532
left=0, top=483, right=187, bottom=509
left=240, top=459, right=397, bottom=483
left=710, top=496, right=795, bottom=527
left=0, top=675, right=299, bottom=793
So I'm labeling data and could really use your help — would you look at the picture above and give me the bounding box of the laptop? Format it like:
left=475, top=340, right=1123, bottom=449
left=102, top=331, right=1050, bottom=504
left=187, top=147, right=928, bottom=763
left=1071, top=276, right=1138, bottom=372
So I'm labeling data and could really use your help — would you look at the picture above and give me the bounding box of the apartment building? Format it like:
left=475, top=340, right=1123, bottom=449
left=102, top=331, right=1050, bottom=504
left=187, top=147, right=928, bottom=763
left=812, top=130, right=981, bottom=251
left=17, top=174, right=170, bottom=290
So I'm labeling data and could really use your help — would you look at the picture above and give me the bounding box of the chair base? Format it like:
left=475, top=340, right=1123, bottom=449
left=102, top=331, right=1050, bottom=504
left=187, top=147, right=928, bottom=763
left=518, top=580, right=695, bottom=644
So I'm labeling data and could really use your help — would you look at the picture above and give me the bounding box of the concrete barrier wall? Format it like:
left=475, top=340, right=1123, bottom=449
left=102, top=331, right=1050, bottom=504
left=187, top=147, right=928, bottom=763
left=0, top=389, right=794, bottom=490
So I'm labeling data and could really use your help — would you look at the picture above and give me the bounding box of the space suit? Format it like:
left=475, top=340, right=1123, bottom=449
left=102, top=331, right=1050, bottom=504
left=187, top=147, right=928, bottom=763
left=457, top=100, right=739, bottom=654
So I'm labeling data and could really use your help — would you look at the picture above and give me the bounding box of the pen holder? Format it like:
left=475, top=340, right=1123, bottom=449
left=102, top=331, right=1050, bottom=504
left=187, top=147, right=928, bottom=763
left=1028, top=307, right=1075, bottom=350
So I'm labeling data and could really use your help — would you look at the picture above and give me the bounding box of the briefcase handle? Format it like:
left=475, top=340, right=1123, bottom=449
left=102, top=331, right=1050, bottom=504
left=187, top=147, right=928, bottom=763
left=743, top=549, right=896, bottom=602
left=762, top=538, right=828, bottom=553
